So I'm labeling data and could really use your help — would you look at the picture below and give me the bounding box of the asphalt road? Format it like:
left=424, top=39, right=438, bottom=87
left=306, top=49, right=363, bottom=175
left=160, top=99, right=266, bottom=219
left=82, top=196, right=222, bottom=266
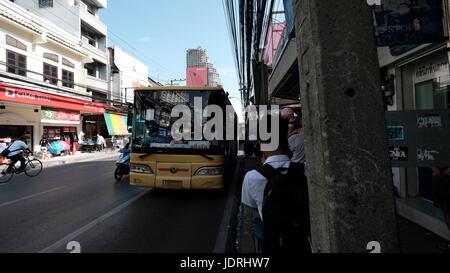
left=0, top=159, right=230, bottom=253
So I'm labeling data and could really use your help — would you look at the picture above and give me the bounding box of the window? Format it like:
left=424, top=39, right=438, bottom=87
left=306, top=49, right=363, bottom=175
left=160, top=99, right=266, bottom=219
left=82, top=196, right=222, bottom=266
left=62, top=70, right=74, bottom=88
left=43, top=53, right=58, bottom=63
left=43, top=63, right=58, bottom=85
left=39, top=0, right=53, bottom=8
left=6, top=35, right=27, bottom=51
left=6, top=50, right=26, bottom=77
left=62, top=58, right=75, bottom=69
left=415, top=80, right=449, bottom=110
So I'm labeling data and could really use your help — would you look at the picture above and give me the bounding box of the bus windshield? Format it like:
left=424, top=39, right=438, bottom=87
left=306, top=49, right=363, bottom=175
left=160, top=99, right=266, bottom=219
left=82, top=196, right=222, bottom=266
left=132, top=90, right=226, bottom=154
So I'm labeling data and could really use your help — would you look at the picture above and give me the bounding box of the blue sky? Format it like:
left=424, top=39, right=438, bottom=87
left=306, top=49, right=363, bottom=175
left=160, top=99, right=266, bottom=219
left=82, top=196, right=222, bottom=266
left=102, top=0, right=242, bottom=117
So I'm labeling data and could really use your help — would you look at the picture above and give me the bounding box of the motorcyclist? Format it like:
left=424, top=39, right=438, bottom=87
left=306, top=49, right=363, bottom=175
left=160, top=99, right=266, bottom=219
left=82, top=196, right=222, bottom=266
left=120, top=143, right=131, bottom=155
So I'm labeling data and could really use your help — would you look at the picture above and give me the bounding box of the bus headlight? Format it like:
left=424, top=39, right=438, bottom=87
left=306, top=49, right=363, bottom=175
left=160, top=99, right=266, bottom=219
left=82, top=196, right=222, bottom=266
left=131, top=164, right=153, bottom=174
left=195, top=167, right=224, bottom=176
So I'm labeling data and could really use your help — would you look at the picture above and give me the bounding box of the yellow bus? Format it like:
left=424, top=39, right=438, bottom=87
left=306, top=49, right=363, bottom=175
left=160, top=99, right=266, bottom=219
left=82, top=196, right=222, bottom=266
left=129, top=86, right=237, bottom=190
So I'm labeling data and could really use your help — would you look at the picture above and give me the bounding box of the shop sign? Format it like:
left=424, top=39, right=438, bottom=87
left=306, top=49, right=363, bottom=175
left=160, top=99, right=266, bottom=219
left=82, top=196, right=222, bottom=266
left=0, top=83, right=105, bottom=114
left=389, top=147, right=409, bottom=161
left=417, top=148, right=439, bottom=161
left=415, top=58, right=449, bottom=83
left=372, top=0, right=445, bottom=47
left=417, top=114, right=442, bottom=128
left=42, top=109, right=80, bottom=123
left=387, top=126, right=405, bottom=141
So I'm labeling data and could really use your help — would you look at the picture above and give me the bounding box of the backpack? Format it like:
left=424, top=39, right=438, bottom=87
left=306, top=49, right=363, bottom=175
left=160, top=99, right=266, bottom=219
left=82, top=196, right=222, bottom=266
left=257, top=162, right=311, bottom=253
left=0, top=141, right=14, bottom=158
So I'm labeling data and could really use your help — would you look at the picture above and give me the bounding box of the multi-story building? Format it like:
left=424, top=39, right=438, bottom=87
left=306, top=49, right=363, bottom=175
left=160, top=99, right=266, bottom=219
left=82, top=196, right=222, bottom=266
left=206, top=63, right=221, bottom=87
left=187, top=47, right=209, bottom=68
left=186, top=47, right=222, bottom=87
left=12, top=0, right=110, bottom=101
left=0, top=0, right=107, bottom=153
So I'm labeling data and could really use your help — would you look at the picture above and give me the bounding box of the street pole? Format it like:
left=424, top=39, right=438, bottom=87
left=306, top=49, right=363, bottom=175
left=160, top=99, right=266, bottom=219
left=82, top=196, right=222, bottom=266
left=294, top=0, right=400, bottom=253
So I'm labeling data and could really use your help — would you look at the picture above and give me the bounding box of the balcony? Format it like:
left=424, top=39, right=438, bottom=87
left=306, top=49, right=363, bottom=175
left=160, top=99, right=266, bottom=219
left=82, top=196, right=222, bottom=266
left=83, top=0, right=108, bottom=9
left=80, top=1, right=107, bottom=36
left=81, top=36, right=108, bottom=64
left=86, top=75, right=108, bottom=92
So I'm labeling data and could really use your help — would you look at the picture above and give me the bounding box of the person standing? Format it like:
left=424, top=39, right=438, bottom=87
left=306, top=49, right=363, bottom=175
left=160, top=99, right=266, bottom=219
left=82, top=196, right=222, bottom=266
left=288, top=117, right=306, bottom=164
left=96, top=134, right=105, bottom=152
left=432, top=166, right=450, bottom=252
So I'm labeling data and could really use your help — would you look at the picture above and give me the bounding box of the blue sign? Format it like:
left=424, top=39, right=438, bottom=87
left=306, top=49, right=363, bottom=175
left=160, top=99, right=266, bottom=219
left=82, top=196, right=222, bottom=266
left=387, top=126, right=405, bottom=140
left=373, top=0, right=445, bottom=47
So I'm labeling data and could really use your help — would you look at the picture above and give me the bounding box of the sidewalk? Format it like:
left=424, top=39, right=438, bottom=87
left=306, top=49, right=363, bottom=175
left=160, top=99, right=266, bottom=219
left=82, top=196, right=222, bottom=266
left=40, top=150, right=118, bottom=169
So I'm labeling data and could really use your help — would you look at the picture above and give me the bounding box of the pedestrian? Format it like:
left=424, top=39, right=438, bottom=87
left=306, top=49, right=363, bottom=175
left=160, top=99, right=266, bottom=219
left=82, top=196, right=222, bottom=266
left=241, top=116, right=292, bottom=220
left=432, top=166, right=450, bottom=252
left=241, top=115, right=310, bottom=253
left=96, top=134, right=105, bottom=152
left=288, top=116, right=306, bottom=164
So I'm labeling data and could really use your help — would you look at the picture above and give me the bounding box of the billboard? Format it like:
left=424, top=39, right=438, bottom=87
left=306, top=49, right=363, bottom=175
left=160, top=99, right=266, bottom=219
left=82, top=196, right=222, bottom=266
left=186, top=67, right=208, bottom=87
left=373, top=0, right=445, bottom=47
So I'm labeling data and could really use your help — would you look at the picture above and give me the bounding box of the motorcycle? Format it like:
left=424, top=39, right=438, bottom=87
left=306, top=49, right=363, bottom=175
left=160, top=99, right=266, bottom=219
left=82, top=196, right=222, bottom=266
left=115, top=147, right=130, bottom=181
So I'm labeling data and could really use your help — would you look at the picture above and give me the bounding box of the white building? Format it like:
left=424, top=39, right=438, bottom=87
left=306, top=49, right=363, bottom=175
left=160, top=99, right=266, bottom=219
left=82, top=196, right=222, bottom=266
left=109, top=46, right=149, bottom=105
left=12, top=0, right=110, bottom=100
left=0, top=0, right=107, bottom=153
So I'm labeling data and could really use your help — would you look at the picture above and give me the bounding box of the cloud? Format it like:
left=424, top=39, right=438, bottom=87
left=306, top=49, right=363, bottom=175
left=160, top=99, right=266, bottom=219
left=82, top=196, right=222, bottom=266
left=138, top=36, right=153, bottom=43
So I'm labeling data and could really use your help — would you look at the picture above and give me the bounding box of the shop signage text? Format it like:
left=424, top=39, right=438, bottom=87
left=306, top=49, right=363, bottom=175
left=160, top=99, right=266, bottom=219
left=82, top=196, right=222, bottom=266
left=372, top=0, right=445, bottom=47
left=0, top=84, right=105, bottom=114
left=389, top=147, right=409, bottom=161
left=417, top=114, right=442, bottom=128
left=387, top=126, right=405, bottom=141
left=42, top=109, right=80, bottom=122
left=415, top=59, right=449, bottom=83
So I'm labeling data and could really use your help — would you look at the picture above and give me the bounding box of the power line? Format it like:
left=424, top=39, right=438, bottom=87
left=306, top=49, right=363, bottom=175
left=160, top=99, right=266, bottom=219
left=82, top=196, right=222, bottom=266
left=49, top=0, right=180, bottom=79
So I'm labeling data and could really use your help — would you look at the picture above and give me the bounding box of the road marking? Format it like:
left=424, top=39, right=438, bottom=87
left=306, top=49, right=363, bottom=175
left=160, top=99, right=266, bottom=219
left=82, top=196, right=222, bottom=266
left=38, top=189, right=150, bottom=253
left=0, top=186, right=67, bottom=209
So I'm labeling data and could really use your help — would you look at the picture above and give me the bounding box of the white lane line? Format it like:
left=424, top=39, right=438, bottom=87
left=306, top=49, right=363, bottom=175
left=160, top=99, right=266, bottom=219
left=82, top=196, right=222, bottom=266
left=0, top=186, right=67, bottom=209
left=38, top=189, right=151, bottom=253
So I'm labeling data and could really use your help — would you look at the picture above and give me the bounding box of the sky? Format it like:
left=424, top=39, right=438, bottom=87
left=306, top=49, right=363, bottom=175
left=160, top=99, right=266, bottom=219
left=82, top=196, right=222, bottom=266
left=101, top=0, right=243, bottom=120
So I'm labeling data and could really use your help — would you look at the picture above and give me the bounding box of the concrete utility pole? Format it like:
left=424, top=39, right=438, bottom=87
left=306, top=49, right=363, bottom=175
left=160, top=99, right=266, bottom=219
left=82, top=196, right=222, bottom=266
left=294, top=0, right=400, bottom=253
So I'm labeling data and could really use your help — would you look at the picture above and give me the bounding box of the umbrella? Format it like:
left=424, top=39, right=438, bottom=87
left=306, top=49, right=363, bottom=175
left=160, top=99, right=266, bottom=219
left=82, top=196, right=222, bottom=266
left=48, top=141, right=70, bottom=155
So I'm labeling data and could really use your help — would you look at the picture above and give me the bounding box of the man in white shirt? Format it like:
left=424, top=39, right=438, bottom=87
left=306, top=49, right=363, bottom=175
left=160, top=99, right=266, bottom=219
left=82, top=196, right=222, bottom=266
left=2, top=136, right=32, bottom=174
left=241, top=117, right=291, bottom=220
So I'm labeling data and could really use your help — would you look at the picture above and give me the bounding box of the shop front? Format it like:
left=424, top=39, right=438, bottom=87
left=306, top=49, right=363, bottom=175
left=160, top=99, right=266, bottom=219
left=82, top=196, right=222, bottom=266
left=386, top=48, right=450, bottom=240
left=41, top=108, right=82, bottom=155
left=0, top=83, right=105, bottom=157
left=0, top=101, right=41, bottom=153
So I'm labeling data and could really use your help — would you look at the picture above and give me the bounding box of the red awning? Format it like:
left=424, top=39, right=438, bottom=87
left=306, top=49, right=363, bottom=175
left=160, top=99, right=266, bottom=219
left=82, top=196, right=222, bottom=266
left=0, top=83, right=105, bottom=114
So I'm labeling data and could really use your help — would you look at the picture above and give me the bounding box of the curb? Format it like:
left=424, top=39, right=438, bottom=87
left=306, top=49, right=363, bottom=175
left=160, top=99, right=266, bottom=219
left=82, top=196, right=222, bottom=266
left=213, top=156, right=244, bottom=253
left=42, top=154, right=117, bottom=169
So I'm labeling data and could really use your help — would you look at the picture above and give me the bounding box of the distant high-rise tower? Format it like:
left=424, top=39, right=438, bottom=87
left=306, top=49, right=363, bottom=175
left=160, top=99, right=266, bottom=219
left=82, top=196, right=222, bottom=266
left=186, top=47, right=222, bottom=87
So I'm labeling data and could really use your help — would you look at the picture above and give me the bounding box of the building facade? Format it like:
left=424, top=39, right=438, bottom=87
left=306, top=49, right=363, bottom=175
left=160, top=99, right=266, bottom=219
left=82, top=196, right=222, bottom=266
left=109, top=46, right=149, bottom=105
left=0, top=0, right=111, bottom=154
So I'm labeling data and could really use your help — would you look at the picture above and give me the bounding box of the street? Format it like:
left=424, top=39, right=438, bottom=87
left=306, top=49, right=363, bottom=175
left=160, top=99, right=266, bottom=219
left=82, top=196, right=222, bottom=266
left=0, top=159, right=230, bottom=253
